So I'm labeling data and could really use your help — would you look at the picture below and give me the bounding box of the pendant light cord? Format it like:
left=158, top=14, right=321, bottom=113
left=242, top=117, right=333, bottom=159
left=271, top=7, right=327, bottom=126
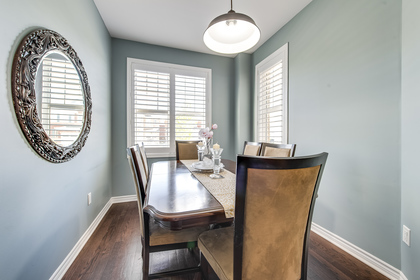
left=230, top=0, right=234, bottom=12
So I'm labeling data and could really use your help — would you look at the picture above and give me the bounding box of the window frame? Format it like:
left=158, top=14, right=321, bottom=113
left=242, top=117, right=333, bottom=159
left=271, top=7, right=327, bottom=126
left=254, top=43, right=289, bottom=144
left=127, top=58, right=212, bottom=158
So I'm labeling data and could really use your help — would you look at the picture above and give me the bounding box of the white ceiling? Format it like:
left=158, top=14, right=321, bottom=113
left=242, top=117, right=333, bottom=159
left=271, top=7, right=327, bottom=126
left=93, top=0, right=312, bottom=57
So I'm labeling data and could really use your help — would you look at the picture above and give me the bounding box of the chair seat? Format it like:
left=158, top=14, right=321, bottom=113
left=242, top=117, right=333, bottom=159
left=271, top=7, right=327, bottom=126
left=150, top=220, right=209, bottom=246
left=198, top=227, right=234, bottom=280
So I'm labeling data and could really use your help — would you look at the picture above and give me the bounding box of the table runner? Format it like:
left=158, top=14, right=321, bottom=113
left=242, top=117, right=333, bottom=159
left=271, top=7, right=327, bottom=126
left=181, top=159, right=236, bottom=218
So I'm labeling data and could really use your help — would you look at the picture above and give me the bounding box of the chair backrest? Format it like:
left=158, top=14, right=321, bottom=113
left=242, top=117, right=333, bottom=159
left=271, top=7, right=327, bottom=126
left=234, top=153, right=328, bottom=280
left=139, top=142, right=149, bottom=181
left=175, top=140, right=200, bottom=160
left=126, top=147, right=146, bottom=239
left=242, top=141, right=262, bottom=156
left=260, top=143, right=296, bottom=157
left=127, top=145, right=148, bottom=201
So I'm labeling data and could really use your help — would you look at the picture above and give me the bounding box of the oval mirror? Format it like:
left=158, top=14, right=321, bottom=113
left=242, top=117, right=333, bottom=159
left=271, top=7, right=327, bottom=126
left=11, top=29, right=92, bottom=163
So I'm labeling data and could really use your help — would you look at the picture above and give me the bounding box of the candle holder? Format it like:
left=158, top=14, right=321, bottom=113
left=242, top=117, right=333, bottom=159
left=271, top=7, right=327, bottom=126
left=209, top=148, right=223, bottom=179
left=196, top=143, right=206, bottom=161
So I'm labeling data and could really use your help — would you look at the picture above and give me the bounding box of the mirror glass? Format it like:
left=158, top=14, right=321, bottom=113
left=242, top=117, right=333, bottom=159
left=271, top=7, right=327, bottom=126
left=35, top=52, right=85, bottom=146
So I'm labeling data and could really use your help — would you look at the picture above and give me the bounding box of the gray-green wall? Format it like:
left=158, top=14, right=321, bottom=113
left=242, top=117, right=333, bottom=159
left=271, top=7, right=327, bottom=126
left=253, top=0, right=402, bottom=268
left=401, top=0, right=420, bottom=278
left=0, top=0, right=112, bottom=279
left=111, top=39, right=236, bottom=196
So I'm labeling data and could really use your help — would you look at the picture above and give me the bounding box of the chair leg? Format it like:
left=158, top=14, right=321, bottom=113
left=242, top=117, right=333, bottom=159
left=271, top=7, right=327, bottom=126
left=200, top=252, right=209, bottom=280
left=142, top=237, right=150, bottom=280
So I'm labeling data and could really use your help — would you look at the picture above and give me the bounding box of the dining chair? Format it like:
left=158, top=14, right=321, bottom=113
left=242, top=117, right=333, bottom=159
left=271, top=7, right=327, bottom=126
left=138, top=142, right=149, bottom=181
left=127, top=147, right=209, bottom=279
left=198, top=153, right=328, bottom=280
left=127, top=145, right=148, bottom=202
left=260, top=142, right=296, bottom=157
left=242, top=141, right=262, bottom=156
left=176, top=140, right=200, bottom=160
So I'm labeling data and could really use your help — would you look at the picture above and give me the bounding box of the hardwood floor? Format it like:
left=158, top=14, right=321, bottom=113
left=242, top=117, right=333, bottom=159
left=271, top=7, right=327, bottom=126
left=63, top=202, right=389, bottom=280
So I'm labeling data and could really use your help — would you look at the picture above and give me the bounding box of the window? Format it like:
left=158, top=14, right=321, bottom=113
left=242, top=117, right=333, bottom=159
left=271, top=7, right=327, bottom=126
left=127, top=58, right=212, bottom=157
left=255, top=43, right=288, bottom=143
left=38, top=54, right=84, bottom=146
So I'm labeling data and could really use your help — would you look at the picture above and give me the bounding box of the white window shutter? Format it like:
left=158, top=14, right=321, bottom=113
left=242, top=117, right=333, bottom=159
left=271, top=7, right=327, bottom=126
left=127, top=58, right=211, bottom=157
left=133, top=70, right=170, bottom=148
left=258, top=62, right=284, bottom=143
left=175, top=74, right=207, bottom=140
left=256, top=43, right=288, bottom=144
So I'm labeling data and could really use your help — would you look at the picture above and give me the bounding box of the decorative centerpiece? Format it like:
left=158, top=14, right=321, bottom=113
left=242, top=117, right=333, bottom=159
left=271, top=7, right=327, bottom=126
left=210, top=143, right=223, bottom=179
left=198, top=124, right=218, bottom=158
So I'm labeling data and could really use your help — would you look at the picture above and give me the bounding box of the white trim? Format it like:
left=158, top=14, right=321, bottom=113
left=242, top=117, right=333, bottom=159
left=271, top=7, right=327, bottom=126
left=400, top=271, right=409, bottom=280
left=126, top=57, right=212, bottom=158
left=49, top=195, right=137, bottom=280
left=254, top=42, right=289, bottom=143
left=311, top=223, right=405, bottom=280
left=110, top=194, right=137, bottom=204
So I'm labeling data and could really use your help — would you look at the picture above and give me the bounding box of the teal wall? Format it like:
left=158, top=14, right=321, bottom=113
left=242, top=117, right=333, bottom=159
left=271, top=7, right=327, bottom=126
left=233, top=53, right=253, bottom=155
left=401, top=0, right=420, bottom=278
left=252, top=0, right=402, bottom=268
left=111, top=38, right=235, bottom=196
left=0, top=0, right=112, bottom=279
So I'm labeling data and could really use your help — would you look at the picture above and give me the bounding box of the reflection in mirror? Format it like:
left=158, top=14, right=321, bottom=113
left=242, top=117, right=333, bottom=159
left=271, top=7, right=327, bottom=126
left=35, top=52, right=85, bottom=146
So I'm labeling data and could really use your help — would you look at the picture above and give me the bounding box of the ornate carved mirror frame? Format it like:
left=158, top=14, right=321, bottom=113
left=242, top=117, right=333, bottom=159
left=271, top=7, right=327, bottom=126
left=11, top=29, right=92, bottom=163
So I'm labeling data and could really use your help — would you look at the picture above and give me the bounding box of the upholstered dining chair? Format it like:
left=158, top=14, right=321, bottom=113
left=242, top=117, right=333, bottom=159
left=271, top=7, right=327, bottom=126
left=260, top=142, right=296, bottom=157
left=176, top=140, right=200, bottom=160
left=127, top=146, right=209, bottom=279
left=127, top=145, right=148, bottom=202
left=198, top=153, right=328, bottom=280
left=138, top=142, right=149, bottom=181
left=242, top=141, right=262, bottom=156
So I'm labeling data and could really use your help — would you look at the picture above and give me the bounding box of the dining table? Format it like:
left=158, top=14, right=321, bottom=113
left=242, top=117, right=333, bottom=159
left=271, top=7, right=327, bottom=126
left=143, top=159, right=236, bottom=230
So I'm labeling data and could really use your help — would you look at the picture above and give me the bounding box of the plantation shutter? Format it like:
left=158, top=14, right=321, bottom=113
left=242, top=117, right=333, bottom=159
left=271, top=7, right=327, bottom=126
left=256, top=43, right=288, bottom=144
left=40, top=56, right=84, bottom=146
left=128, top=58, right=211, bottom=157
left=175, top=74, right=207, bottom=140
left=133, top=69, right=170, bottom=147
left=258, top=62, right=284, bottom=142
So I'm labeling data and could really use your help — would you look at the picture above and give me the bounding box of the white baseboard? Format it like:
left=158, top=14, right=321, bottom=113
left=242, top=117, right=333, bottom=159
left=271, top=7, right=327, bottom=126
left=311, top=223, right=406, bottom=280
left=49, top=195, right=137, bottom=280
left=400, top=271, right=409, bottom=280
left=110, top=194, right=137, bottom=204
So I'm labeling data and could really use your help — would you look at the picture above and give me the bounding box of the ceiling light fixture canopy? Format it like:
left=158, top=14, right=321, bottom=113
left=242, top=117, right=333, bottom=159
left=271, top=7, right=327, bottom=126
left=203, top=0, right=260, bottom=54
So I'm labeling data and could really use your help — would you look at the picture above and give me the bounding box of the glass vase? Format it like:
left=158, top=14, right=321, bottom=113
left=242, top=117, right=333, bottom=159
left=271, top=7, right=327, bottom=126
left=210, top=148, right=223, bottom=179
left=202, top=137, right=213, bottom=158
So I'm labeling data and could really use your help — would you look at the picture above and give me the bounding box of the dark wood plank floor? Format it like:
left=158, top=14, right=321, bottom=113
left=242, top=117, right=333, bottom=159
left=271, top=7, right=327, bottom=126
left=63, top=202, right=389, bottom=280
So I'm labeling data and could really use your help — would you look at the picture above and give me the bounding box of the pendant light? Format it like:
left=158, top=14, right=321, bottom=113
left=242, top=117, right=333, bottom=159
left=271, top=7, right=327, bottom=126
left=203, top=0, right=260, bottom=54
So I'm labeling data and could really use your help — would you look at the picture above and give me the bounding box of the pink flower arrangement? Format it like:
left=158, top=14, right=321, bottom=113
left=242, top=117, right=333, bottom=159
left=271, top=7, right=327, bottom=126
left=199, top=124, right=217, bottom=139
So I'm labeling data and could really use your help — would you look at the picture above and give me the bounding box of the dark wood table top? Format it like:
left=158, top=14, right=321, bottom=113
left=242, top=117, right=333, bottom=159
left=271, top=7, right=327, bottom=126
left=144, top=159, right=236, bottom=230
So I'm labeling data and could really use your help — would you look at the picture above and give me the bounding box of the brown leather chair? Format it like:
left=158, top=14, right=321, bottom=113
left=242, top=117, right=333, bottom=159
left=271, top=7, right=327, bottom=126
left=198, top=153, right=328, bottom=280
left=260, top=142, right=296, bottom=157
left=242, top=141, right=262, bottom=156
left=127, top=146, right=209, bottom=279
left=176, top=140, right=200, bottom=160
